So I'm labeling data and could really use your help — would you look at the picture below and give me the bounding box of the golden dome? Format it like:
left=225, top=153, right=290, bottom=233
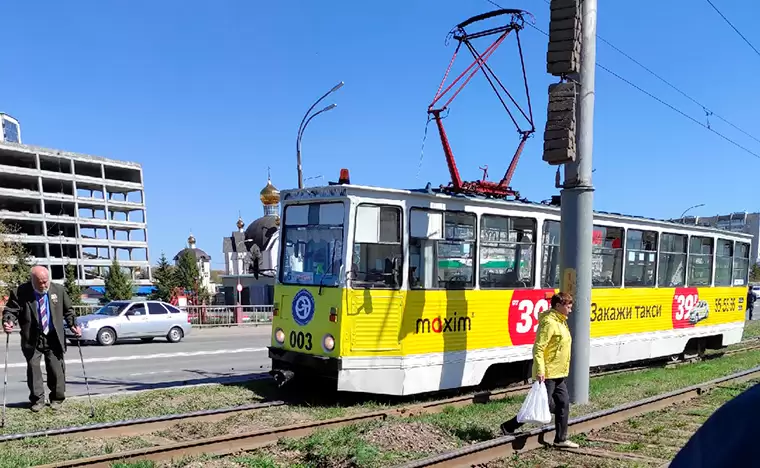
left=260, top=178, right=280, bottom=206
left=187, top=233, right=196, bottom=246
left=236, top=217, right=245, bottom=230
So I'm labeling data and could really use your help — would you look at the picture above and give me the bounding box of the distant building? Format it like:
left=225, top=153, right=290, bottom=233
left=220, top=176, right=280, bottom=305
left=0, top=114, right=21, bottom=144
left=674, top=212, right=760, bottom=263
left=174, top=234, right=214, bottom=295
left=0, top=139, right=150, bottom=286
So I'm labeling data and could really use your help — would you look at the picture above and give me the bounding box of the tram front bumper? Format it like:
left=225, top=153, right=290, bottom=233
left=268, top=347, right=340, bottom=383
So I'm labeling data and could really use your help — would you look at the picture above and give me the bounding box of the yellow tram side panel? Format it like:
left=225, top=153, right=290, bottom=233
left=336, top=286, right=746, bottom=358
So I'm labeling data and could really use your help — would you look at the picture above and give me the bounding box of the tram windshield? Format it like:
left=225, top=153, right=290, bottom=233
left=280, top=202, right=345, bottom=287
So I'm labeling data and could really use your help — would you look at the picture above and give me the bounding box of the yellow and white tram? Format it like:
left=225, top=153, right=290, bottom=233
left=268, top=180, right=751, bottom=396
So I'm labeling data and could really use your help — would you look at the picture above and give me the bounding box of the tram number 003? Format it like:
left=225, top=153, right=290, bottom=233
left=289, top=331, right=313, bottom=350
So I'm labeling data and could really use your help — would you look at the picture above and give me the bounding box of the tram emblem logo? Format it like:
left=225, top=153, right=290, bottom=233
left=292, top=289, right=315, bottom=327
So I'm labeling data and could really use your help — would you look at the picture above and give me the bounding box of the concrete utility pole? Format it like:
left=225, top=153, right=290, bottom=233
left=561, top=0, right=597, bottom=405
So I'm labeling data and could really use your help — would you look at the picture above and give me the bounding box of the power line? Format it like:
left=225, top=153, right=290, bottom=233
left=705, top=0, right=760, bottom=59
left=524, top=22, right=760, bottom=160
left=484, top=0, right=760, bottom=158
left=596, top=63, right=760, bottom=160
left=525, top=0, right=760, bottom=146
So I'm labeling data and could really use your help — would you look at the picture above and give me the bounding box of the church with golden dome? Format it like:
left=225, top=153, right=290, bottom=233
left=220, top=175, right=281, bottom=305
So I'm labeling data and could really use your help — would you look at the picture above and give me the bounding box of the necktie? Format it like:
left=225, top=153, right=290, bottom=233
left=38, top=295, right=49, bottom=335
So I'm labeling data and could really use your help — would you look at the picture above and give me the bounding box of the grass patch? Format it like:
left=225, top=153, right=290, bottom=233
left=0, top=435, right=154, bottom=467
left=112, top=462, right=156, bottom=468
left=241, top=344, right=760, bottom=467
left=0, top=379, right=275, bottom=436
left=278, top=422, right=410, bottom=467
left=0, top=321, right=757, bottom=466
left=743, top=320, right=760, bottom=340
left=0, top=401, right=391, bottom=467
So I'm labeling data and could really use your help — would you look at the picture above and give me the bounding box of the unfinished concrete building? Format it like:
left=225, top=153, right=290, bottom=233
left=0, top=141, right=150, bottom=286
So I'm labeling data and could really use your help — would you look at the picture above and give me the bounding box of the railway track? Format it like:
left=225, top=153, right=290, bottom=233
left=14, top=340, right=760, bottom=467
left=394, top=366, right=760, bottom=468
left=10, top=342, right=758, bottom=445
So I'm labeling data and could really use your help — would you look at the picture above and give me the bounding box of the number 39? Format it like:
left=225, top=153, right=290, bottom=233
left=516, top=299, right=550, bottom=334
left=675, top=294, right=697, bottom=320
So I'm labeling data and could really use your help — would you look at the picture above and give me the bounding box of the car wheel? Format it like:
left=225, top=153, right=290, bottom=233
left=167, top=327, right=183, bottom=343
left=97, top=327, right=116, bottom=346
left=140, top=337, right=155, bottom=343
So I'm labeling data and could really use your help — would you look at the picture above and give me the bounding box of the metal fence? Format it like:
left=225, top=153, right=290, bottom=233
left=71, top=304, right=274, bottom=326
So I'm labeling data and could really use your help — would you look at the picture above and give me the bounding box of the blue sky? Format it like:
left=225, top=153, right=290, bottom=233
left=4, top=0, right=760, bottom=269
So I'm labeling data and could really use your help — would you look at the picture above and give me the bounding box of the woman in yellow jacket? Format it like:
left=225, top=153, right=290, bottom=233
left=500, top=291, right=579, bottom=449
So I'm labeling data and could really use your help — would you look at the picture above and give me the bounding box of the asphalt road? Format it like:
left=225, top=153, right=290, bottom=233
left=1, top=326, right=272, bottom=405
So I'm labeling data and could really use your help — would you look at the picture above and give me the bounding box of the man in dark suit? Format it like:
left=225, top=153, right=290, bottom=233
left=3, top=266, right=81, bottom=411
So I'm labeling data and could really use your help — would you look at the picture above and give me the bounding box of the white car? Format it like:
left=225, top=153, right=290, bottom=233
left=688, top=300, right=710, bottom=324
left=66, top=300, right=192, bottom=346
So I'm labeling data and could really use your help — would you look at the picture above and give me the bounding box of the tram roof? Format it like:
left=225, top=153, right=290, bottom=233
left=281, top=183, right=754, bottom=240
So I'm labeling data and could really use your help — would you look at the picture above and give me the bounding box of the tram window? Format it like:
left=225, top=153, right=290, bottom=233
left=479, top=215, right=535, bottom=289
left=624, top=229, right=657, bottom=287
left=714, top=239, right=734, bottom=287
left=658, top=233, right=687, bottom=287
left=592, top=225, right=623, bottom=287
left=410, top=209, right=475, bottom=289
left=351, top=205, right=402, bottom=289
left=688, top=236, right=714, bottom=286
left=541, top=220, right=560, bottom=288
left=280, top=202, right=345, bottom=287
left=733, top=242, right=750, bottom=286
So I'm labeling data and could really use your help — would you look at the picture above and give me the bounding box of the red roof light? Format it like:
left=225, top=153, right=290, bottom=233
left=339, top=169, right=350, bottom=184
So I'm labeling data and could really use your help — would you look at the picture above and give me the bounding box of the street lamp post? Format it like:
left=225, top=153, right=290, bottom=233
left=679, top=203, right=705, bottom=220
left=296, top=82, right=344, bottom=189
left=234, top=238, right=257, bottom=305
left=58, top=230, right=65, bottom=279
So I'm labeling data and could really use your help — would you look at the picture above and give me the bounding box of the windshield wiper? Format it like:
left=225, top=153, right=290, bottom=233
left=318, top=242, right=339, bottom=296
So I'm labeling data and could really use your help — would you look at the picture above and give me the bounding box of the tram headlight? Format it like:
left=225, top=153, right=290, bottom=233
left=323, top=334, right=335, bottom=352
left=274, top=328, right=285, bottom=345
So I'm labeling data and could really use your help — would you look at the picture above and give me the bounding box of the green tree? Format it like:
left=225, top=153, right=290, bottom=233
left=0, top=225, right=16, bottom=298
left=193, top=278, right=211, bottom=305
left=210, top=269, right=224, bottom=283
left=104, top=258, right=134, bottom=302
left=6, top=241, right=31, bottom=291
left=64, top=264, right=83, bottom=305
left=0, top=222, right=31, bottom=294
left=150, top=252, right=176, bottom=302
left=175, top=250, right=200, bottom=291
left=751, top=264, right=760, bottom=283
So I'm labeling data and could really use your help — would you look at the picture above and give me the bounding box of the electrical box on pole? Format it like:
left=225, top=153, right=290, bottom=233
left=547, top=0, right=581, bottom=76
left=543, top=0, right=581, bottom=166
left=543, top=82, right=577, bottom=165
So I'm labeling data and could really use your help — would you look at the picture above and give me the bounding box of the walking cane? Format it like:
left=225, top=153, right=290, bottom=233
left=1, top=332, right=9, bottom=428
left=76, top=338, right=95, bottom=418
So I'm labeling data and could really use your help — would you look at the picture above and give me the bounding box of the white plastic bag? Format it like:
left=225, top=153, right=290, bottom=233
left=516, top=381, right=552, bottom=424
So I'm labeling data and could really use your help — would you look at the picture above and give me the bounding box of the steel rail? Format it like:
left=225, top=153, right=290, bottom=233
left=27, top=342, right=760, bottom=467
left=0, top=399, right=288, bottom=442
left=33, top=385, right=534, bottom=468
left=0, top=360, right=666, bottom=443
left=7, top=339, right=760, bottom=444
left=393, top=365, right=760, bottom=468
